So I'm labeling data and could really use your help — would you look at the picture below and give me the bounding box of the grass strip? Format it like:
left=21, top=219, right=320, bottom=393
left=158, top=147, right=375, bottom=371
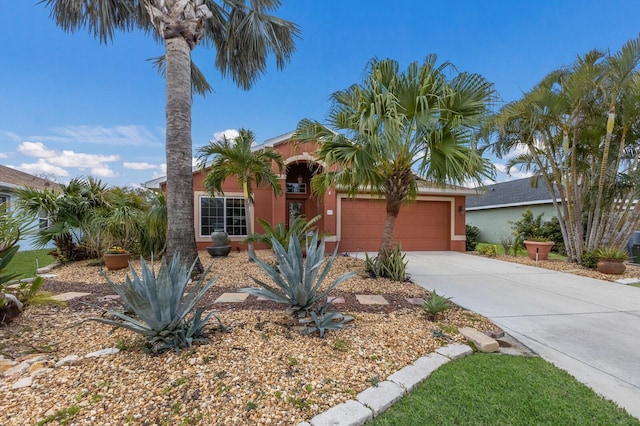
left=11, top=249, right=56, bottom=279
left=370, top=354, right=639, bottom=425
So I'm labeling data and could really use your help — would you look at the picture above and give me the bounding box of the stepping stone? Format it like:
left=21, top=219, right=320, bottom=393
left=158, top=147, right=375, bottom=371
left=356, top=294, right=389, bottom=305
left=256, top=296, right=271, bottom=301
left=327, top=296, right=345, bottom=304
left=214, top=293, right=249, bottom=303
left=405, top=297, right=425, bottom=305
left=50, top=292, right=91, bottom=301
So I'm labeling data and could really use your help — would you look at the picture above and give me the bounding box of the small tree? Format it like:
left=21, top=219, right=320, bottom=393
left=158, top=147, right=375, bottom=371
left=197, top=129, right=284, bottom=260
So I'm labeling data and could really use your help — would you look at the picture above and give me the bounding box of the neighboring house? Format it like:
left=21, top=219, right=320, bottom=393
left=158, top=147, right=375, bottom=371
left=146, top=133, right=473, bottom=253
left=0, top=165, right=60, bottom=251
left=466, top=177, right=561, bottom=243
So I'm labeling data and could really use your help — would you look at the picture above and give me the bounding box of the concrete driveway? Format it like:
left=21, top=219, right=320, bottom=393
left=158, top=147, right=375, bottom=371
left=404, top=252, right=640, bottom=419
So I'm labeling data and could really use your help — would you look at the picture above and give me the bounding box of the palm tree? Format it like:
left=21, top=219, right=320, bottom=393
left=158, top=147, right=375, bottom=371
left=490, top=36, right=640, bottom=263
left=41, top=0, right=300, bottom=273
left=197, top=128, right=284, bottom=259
left=293, top=56, right=495, bottom=262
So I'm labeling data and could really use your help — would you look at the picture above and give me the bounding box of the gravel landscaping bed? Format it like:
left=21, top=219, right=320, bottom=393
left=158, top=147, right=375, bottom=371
left=1, top=251, right=497, bottom=426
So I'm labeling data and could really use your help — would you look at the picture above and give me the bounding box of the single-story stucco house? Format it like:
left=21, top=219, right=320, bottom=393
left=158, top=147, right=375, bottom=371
left=465, top=177, right=561, bottom=243
left=146, top=132, right=474, bottom=253
left=0, top=165, right=60, bottom=251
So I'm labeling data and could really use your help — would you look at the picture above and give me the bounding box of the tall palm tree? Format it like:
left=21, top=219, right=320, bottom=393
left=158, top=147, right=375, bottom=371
left=293, top=56, right=495, bottom=261
left=197, top=128, right=284, bottom=259
left=41, top=0, right=300, bottom=273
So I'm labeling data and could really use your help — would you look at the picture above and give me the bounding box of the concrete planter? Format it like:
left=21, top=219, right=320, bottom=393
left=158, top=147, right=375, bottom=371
left=523, top=240, right=554, bottom=261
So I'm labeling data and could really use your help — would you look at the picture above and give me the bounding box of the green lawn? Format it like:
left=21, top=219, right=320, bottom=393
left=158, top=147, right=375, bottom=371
left=476, top=242, right=567, bottom=260
left=370, top=354, right=639, bottom=426
left=10, top=249, right=57, bottom=279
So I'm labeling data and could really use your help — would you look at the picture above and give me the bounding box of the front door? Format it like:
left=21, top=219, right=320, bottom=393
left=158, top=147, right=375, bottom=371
left=288, top=201, right=304, bottom=228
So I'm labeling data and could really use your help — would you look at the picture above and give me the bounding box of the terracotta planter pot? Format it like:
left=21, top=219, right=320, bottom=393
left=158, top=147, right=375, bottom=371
left=523, top=241, right=554, bottom=261
left=597, top=260, right=626, bottom=275
left=103, top=253, right=131, bottom=271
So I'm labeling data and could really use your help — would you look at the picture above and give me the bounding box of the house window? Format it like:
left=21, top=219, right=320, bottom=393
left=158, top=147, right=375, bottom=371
left=200, top=196, right=246, bottom=237
left=38, top=211, right=50, bottom=230
left=0, top=194, right=8, bottom=207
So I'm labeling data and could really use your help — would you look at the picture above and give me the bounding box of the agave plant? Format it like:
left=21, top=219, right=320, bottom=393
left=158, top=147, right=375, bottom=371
left=86, top=254, right=222, bottom=353
left=241, top=231, right=356, bottom=315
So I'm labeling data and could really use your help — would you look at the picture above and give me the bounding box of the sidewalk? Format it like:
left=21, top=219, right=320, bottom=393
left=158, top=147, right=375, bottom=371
left=404, top=251, right=640, bottom=419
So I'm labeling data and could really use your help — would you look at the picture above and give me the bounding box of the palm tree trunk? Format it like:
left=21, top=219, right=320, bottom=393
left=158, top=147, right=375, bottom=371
left=377, top=200, right=401, bottom=262
left=165, top=36, right=203, bottom=273
left=243, top=181, right=256, bottom=260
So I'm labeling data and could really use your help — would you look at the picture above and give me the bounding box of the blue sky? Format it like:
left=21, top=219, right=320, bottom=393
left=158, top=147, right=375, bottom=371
left=1, top=1, right=639, bottom=188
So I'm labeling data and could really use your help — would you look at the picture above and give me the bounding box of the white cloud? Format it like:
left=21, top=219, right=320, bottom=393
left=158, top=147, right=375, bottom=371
left=31, top=124, right=162, bottom=147
left=152, top=164, right=167, bottom=179
left=493, top=163, right=533, bottom=180
left=123, top=162, right=158, bottom=170
left=15, top=141, right=120, bottom=180
left=15, top=159, right=70, bottom=177
left=54, top=151, right=119, bottom=168
left=18, top=141, right=57, bottom=158
left=212, top=129, right=239, bottom=142
left=91, top=166, right=118, bottom=178
left=1, top=130, right=20, bottom=142
left=0, top=153, right=8, bottom=159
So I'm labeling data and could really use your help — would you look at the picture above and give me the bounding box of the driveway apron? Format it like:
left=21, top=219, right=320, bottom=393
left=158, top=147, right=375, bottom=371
left=404, top=251, right=640, bottom=419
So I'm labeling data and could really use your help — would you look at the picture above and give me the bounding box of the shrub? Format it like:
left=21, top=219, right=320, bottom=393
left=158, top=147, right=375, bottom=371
left=511, top=209, right=546, bottom=241
left=242, top=231, right=356, bottom=337
left=364, top=245, right=408, bottom=282
left=85, top=254, right=224, bottom=353
left=540, top=216, right=566, bottom=255
left=476, top=243, right=497, bottom=257
left=423, top=290, right=453, bottom=320
left=244, top=215, right=323, bottom=250
left=581, top=250, right=599, bottom=269
left=465, top=224, right=480, bottom=251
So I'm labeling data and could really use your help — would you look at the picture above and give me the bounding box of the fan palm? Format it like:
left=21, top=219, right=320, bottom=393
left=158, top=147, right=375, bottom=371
left=293, top=56, right=494, bottom=262
left=197, top=128, right=284, bottom=259
left=40, top=0, right=300, bottom=272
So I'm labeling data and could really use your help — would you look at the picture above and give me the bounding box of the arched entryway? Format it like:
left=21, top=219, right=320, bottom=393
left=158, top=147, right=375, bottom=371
left=285, top=161, right=323, bottom=230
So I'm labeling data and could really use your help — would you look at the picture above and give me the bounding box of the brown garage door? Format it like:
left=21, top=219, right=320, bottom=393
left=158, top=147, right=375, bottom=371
left=339, top=199, right=450, bottom=252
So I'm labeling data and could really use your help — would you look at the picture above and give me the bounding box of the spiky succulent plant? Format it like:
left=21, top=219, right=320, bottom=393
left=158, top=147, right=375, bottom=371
left=241, top=231, right=356, bottom=314
left=86, top=254, right=222, bottom=353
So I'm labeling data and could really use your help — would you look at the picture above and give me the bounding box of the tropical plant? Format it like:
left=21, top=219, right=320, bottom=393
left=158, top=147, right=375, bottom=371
left=41, top=1, right=300, bottom=273
left=84, top=254, right=223, bottom=353
left=293, top=56, right=495, bottom=264
left=18, top=177, right=151, bottom=259
left=423, top=290, right=453, bottom=320
left=364, top=245, right=408, bottom=282
left=511, top=209, right=547, bottom=242
left=245, top=214, right=323, bottom=250
left=139, top=191, right=167, bottom=257
left=594, top=247, right=628, bottom=261
left=489, top=36, right=640, bottom=263
left=241, top=231, right=356, bottom=315
left=197, top=128, right=285, bottom=260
